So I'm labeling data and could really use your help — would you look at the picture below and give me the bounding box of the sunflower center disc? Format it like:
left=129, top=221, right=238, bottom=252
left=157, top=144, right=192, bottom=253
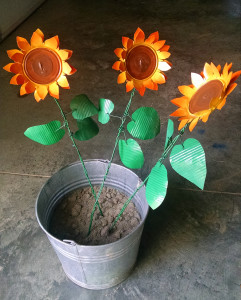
left=189, top=80, right=223, bottom=114
left=126, top=45, right=157, bottom=80
left=24, top=48, right=62, bottom=84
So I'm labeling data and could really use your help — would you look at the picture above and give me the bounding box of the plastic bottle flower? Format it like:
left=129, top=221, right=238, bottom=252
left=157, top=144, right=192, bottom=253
left=3, top=28, right=76, bottom=101
left=170, top=62, right=241, bottom=131
left=113, top=27, right=171, bottom=96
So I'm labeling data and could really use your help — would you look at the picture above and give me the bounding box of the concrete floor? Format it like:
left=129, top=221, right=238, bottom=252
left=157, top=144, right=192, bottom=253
left=0, top=0, right=240, bottom=299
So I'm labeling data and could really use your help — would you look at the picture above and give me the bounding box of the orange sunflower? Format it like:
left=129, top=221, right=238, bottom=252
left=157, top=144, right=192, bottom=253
left=170, top=62, right=241, bottom=131
left=3, top=28, right=76, bottom=102
left=113, top=27, right=171, bottom=96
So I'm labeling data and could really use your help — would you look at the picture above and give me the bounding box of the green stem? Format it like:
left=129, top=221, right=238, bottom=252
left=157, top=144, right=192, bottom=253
left=109, top=125, right=187, bottom=231
left=87, top=89, right=136, bottom=235
left=53, top=98, right=103, bottom=215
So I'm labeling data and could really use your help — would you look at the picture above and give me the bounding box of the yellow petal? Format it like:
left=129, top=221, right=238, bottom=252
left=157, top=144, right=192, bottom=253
left=178, top=119, right=189, bottom=130
left=57, top=75, right=70, bottom=89
left=210, top=62, right=220, bottom=78
left=216, top=98, right=226, bottom=110
left=152, top=72, right=165, bottom=84
left=178, top=85, right=194, bottom=97
left=189, top=118, right=199, bottom=132
left=45, top=36, right=59, bottom=49
left=157, top=51, right=171, bottom=60
left=63, top=62, right=76, bottom=75
left=203, top=63, right=213, bottom=78
left=34, top=90, right=42, bottom=102
left=36, top=85, right=48, bottom=99
left=48, top=82, right=59, bottom=98
left=58, top=49, right=73, bottom=60
left=153, top=40, right=165, bottom=50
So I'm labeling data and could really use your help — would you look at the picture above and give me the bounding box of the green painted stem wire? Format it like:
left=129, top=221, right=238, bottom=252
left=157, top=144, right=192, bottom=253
left=53, top=98, right=103, bottom=215
left=88, top=89, right=136, bottom=235
left=109, top=125, right=187, bottom=231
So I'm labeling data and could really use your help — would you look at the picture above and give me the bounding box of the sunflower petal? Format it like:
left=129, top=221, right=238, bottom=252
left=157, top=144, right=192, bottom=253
left=112, top=61, right=121, bottom=71
left=227, top=63, right=232, bottom=72
left=35, top=28, right=44, bottom=40
left=49, top=82, right=59, bottom=99
left=159, top=45, right=170, bottom=52
left=34, top=90, right=42, bottom=102
left=178, top=119, right=189, bottom=130
left=216, top=65, right=221, bottom=72
left=37, top=85, right=48, bottom=99
left=16, top=36, right=31, bottom=51
left=7, top=50, right=24, bottom=63
left=191, top=72, right=204, bottom=88
left=203, top=63, right=213, bottom=78
left=3, top=63, right=22, bottom=74
left=126, top=81, right=134, bottom=92
left=230, top=70, right=241, bottom=84
left=114, top=48, right=123, bottom=59
left=57, top=75, right=70, bottom=89
left=210, top=62, right=220, bottom=78
left=153, top=40, right=165, bottom=50
left=145, top=31, right=159, bottom=44
left=143, top=79, right=154, bottom=90
left=20, top=82, right=35, bottom=95
left=171, top=96, right=189, bottom=107
left=138, top=85, right=146, bottom=96
left=158, top=51, right=171, bottom=60
left=117, top=72, right=126, bottom=84
left=158, top=61, right=171, bottom=71
left=178, top=85, right=194, bottom=97
left=58, top=49, right=73, bottom=61
left=152, top=72, right=165, bottom=84
left=216, top=98, right=226, bottom=110
left=134, top=28, right=145, bottom=43
left=122, top=36, right=133, bottom=49
left=63, top=62, right=76, bottom=75
left=202, top=111, right=211, bottom=122
left=226, top=83, right=237, bottom=96
left=170, top=108, right=186, bottom=117
left=189, top=118, right=199, bottom=132
left=31, top=31, right=43, bottom=47
left=10, top=74, right=25, bottom=85
left=45, top=36, right=59, bottom=49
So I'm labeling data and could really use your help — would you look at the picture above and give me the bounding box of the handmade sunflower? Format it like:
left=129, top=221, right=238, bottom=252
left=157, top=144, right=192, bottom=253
left=3, top=29, right=76, bottom=102
left=113, top=27, right=171, bottom=96
left=170, top=62, right=241, bottom=131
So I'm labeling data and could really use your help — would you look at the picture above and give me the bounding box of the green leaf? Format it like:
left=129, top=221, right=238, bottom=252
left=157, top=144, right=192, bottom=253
left=169, top=138, right=206, bottom=189
left=74, top=118, right=99, bottom=141
left=146, top=163, right=168, bottom=209
left=24, top=120, right=65, bottom=145
left=70, top=94, right=98, bottom=120
left=119, top=138, right=144, bottom=169
left=127, top=107, right=160, bottom=140
left=165, top=119, right=174, bottom=149
left=98, top=98, right=114, bottom=124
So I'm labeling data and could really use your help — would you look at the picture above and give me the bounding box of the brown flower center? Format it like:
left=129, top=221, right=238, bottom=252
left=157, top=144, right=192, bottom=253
left=125, top=45, right=157, bottom=80
left=24, top=48, right=62, bottom=84
left=189, top=80, right=223, bottom=114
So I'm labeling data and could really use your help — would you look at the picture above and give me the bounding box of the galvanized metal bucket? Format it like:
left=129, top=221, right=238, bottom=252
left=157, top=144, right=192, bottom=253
left=36, top=160, right=149, bottom=289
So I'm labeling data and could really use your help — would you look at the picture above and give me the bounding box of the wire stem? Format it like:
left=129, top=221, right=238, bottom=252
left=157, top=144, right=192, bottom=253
left=53, top=98, right=103, bottom=215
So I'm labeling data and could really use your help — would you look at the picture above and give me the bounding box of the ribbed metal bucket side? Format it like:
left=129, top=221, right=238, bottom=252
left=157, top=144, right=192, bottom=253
left=36, top=160, right=149, bottom=289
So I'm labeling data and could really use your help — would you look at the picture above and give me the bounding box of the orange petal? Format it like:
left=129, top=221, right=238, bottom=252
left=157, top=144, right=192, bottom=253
left=171, top=96, right=189, bottom=107
left=201, top=111, right=211, bottom=122
left=189, top=118, right=199, bottom=131
left=227, top=63, right=232, bottom=72
left=158, top=51, right=171, bottom=60
left=153, top=40, right=165, bottom=50
left=37, top=85, right=48, bottom=99
left=126, top=81, right=134, bottom=92
left=216, top=98, right=226, bottom=110
left=35, top=28, right=44, bottom=40
left=226, top=83, right=237, bottom=96
left=170, top=108, right=186, bottom=117
left=58, top=49, right=73, bottom=60
left=57, top=75, right=70, bottom=89
left=45, top=36, right=59, bottom=49
left=114, top=48, right=123, bottom=59
left=117, top=72, right=126, bottom=84
left=31, top=31, right=43, bottom=47
left=7, top=50, right=24, bottom=63
left=112, top=61, right=120, bottom=70
left=145, top=31, right=159, bottom=44
left=178, top=85, right=194, bottom=97
left=34, top=90, right=42, bottom=102
left=152, top=72, right=165, bottom=84
left=178, top=119, right=189, bottom=130
left=216, top=65, right=221, bottom=72
left=152, top=82, right=158, bottom=90
left=20, top=82, right=35, bottom=95
left=63, top=62, right=76, bottom=75
left=134, top=28, right=145, bottom=43
left=143, top=79, right=154, bottom=90
left=137, top=85, right=146, bottom=96
left=122, top=36, right=134, bottom=49
left=230, top=70, right=241, bottom=84
left=16, top=36, right=31, bottom=51
left=159, top=45, right=170, bottom=52
left=3, top=63, right=22, bottom=74
left=49, top=82, right=59, bottom=99
left=10, top=74, right=25, bottom=85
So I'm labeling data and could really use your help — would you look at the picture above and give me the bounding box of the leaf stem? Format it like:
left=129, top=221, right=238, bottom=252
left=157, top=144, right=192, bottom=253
left=87, top=89, right=136, bottom=235
left=53, top=98, right=103, bottom=215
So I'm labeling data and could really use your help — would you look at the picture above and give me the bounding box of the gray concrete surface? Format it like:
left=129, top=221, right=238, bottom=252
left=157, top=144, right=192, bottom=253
left=0, top=0, right=240, bottom=299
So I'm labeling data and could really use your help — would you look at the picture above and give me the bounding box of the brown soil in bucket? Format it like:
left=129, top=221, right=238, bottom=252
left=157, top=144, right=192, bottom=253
left=49, top=186, right=141, bottom=245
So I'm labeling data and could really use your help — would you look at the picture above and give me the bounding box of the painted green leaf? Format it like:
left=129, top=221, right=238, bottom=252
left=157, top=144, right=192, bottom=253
left=74, top=118, right=99, bottom=141
left=119, top=138, right=144, bottom=169
left=169, top=138, right=206, bottom=189
left=146, top=163, right=168, bottom=209
left=127, top=107, right=160, bottom=140
left=165, top=119, right=174, bottom=149
left=98, top=98, right=114, bottom=124
left=70, top=94, right=98, bottom=120
left=24, top=120, right=65, bottom=145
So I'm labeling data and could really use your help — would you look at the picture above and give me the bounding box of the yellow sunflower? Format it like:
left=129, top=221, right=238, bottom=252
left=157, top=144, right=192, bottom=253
left=3, top=28, right=76, bottom=102
left=113, top=27, right=171, bottom=96
left=170, top=62, right=241, bottom=131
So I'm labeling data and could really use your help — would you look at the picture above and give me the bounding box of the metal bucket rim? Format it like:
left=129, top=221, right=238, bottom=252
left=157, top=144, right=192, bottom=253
left=35, top=159, right=149, bottom=249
